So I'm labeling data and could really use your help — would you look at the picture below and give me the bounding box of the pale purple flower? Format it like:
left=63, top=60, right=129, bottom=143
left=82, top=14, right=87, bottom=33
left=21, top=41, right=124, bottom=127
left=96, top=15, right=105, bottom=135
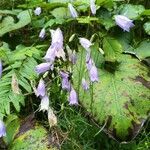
left=36, top=79, right=46, bottom=97
left=35, top=63, right=52, bottom=74
left=69, top=87, right=78, bottom=105
left=79, top=38, right=92, bottom=50
left=44, top=45, right=56, bottom=63
left=34, top=7, right=41, bottom=16
left=68, top=3, right=78, bottom=18
left=89, top=65, right=98, bottom=82
left=66, top=45, right=77, bottom=64
left=0, top=60, right=2, bottom=78
left=90, top=0, right=96, bottom=15
left=44, top=28, right=65, bottom=62
left=86, top=57, right=94, bottom=71
left=39, top=28, right=45, bottom=39
left=82, top=78, right=89, bottom=90
left=50, top=28, right=63, bottom=50
left=60, top=71, right=69, bottom=79
left=114, top=15, right=134, bottom=32
left=60, top=71, right=71, bottom=91
left=0, top=120, right=6, bottom=137
left=39, top=95, right=49, bottom=112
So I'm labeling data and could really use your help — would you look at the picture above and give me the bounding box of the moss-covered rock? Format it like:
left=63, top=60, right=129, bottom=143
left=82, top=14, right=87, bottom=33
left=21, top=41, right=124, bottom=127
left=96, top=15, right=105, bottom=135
left=9, top=125, right=57, bottom=150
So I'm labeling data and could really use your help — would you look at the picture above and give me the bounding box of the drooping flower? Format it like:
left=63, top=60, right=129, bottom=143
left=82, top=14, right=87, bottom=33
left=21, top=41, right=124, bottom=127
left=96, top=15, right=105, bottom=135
left=89, top=65, right=99, bottom=82
left=35, top=63, right=52, bottom=74
left=39, top=95, right=49, bottom=112
left=90, top=0, right=96, bottom=15
left=114, top=15, right=134, bottom=32
left=60, top=71, right=71, bottom=91
left=0, top=120, right=6, bottom=138
left=0, top=60, right=2, bottom=78
left=36, top=79, right=46, bottom=97
left=44, top=28, right=65, bottom=62
left=44, top=45, right=56, bottom=63
left=39, top=28, right=45, bottom=39
left=50, top=28, right=63, bottom=49
left=34, top=7, right=41, bottom=16
left=86, top=57, right=94, bottom=71
left=69, top=87, right=78, bottom=105
left=82, top=78, right=89, bottom=90
left=79, top=38, right=92, bottom=50
left=68, top=3, right=78, bottom=18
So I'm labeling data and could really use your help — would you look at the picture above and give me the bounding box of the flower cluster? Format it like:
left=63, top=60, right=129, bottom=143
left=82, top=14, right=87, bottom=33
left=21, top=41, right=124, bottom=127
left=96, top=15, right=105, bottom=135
left=0, top=60, right=2, bottom=78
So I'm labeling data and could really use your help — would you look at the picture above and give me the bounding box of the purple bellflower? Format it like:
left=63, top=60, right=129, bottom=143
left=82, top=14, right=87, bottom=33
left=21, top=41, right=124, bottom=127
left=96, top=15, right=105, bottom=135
left=114, top=15, right=134, bottom=32
left=39, top=28, right=45, bottom=39
left=35, top=63, right=52, bottom=74
left=68, top=3, right=78, bottom=18
left=0, top=60, right=2, bottom=78
left=39, top=95, right=49, bottom=112
left=34, top=7, right=41, bottom=16
left=82, top=78, right=89, bottom=90
left=89, top=65, right=99, bottom=82
left=0, top=120, right=6, bottom=138
left=90, top=0, right=96, bottom=15
left=44, top=45, right=56, bottom=63
left=66, top=45, right=77, bottom=64
left=69, top=87, right=78, bottom=105
left=36, top=79, right=46, bottom=97
left=60, top=71, right=71, bottom=91
left=79, top=38, right=92, bottom=50
left=44, top=28, right=65, bottom=62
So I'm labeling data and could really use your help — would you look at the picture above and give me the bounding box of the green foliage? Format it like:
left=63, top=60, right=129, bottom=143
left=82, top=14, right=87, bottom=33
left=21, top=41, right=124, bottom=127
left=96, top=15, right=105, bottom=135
left=10, top=126, right=55, bottom=150
left=119, top=4, right=145, bottom=19
left=103, top=37, right=123, bottom=62
left=0, top=10, right=32, bottom=37
left=0, top=43, right=42, bottom=119
left=72, top=43, right=150, bottom=141
left=144, top=22, right=150, bottom=35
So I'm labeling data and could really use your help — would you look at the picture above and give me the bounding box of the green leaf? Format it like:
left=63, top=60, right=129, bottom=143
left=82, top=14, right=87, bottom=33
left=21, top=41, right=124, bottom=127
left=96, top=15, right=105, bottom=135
left=96, top=0, right=113, bottom=9
left=119, top=4, right=145, bottom=19
left=0, top=10, right=32, bottom=37
left=10, top=125, right=56, bottom=150
left=51, top=7, right=70, bottom=19
left=135, top=40, right=150, bottom=60
left=77, top=17, right=99, bottom=24
left=143, top=22, right=150, bottom=35
left=103, top=37, right=123, bottom=62
left=73, top=47, right=150, bottom=141
left=4, top=115, right=20, bottom=144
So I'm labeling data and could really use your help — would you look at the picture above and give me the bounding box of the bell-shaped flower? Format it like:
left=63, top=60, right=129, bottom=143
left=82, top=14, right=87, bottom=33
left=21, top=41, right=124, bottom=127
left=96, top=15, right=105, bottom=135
left=82, top=78, right=89, bottom=90
left=39, top=28, right=45, bottom=39
left=44, top=28, right=65, bottom=62
left=60, top=71, right=71, bottom=91
left=90, top=0, right=96, bottom=15
left=36, top=79, right=46, bottom=97
left=69, top=87, right=78, bottom=105
left=86, top=57, right=94, bottom=71
left=114, top=15, right=134, bottom=32
left=39, top=95, right=49, bottom=112
left=0, top=60, right=2, bottom=78
left=66, top=45, right=77, bottom=64
left=44, top=45, right=56, bottom=63
left=79, top=38, right=92, bottom=50
left=34, top=7, right=41, bottom=16
left=0, top=120, right=6, bottom=138
left=51, top=28, right=63, bottom=50
left=89, top=65, right=99, bottom=82
left=35, top=63, right=52, bottom=74
left=68, top=3, right=78, bottom=18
